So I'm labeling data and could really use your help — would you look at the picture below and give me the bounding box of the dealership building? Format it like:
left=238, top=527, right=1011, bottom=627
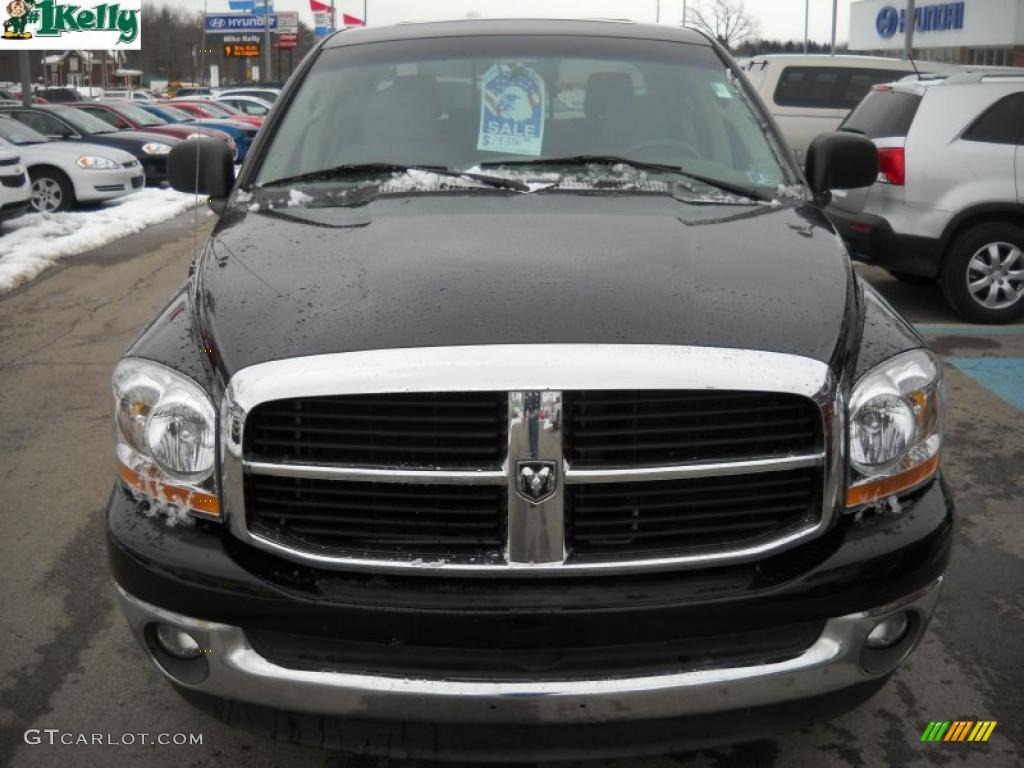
left=849, top=0, right=1024, bottom=66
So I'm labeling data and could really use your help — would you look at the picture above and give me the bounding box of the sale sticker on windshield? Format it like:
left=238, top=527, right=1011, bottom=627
left=477, top=64, right=546, bottom=157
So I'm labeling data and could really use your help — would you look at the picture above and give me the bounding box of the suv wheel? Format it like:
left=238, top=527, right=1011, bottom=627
left=29, top=168, right=74, bottom=213
left=941, top=223, right=1024, bottom=323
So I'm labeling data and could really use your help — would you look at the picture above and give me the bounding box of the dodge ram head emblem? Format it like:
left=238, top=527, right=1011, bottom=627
left=516, top=461, right=557, bottom=504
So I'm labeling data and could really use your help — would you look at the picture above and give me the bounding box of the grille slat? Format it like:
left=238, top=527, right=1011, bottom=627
left=564, top=390, right=820, bottom=468
left=568, top=469, right=819, bottom=558
left=573, top=501, right=813, bottom=525
left=246, top=392, right=508, bottom=468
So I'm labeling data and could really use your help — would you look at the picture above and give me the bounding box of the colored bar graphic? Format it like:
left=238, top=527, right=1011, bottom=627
left=922, top=721, right=950, bottom=741
left=922, top=720, right=997, bottom=742
left=944, top=721, right=972, bottom=741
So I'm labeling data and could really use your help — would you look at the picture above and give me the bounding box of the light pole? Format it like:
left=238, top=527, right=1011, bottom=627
left=830, top=0, right=838, bottom=55
left=905, top=0, right=917, bottom=59
left=681, top=0, right=687, bottom=26
left=263, top=0, right=271, bottom=83
left=804, top=0, right=809, bottom=54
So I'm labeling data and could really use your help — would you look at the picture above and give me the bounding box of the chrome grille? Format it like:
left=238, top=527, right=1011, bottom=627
left=225, top=345, right=839, bottom=575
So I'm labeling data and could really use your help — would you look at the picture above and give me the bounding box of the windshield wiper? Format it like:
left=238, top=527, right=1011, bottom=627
left=479, top=155, right=769, bottom=201
left=259, top=163, right=530, bottom=192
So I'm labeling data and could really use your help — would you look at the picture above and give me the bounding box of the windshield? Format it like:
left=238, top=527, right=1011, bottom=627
left=54, top=107, right=118, bottom=134
left=840, top=89, right=922, bottom=139
left=111, top=101, right=166, bottom=126
left=0, top=115, right=48, bottom=144
left=255, top=36, right=791, bottom=196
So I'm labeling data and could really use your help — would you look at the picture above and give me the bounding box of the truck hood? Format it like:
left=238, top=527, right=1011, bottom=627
left=196, top=193, right=854, bottom=377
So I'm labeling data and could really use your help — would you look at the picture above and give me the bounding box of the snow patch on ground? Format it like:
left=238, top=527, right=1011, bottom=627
left=0, top=187, right=202, bottom=294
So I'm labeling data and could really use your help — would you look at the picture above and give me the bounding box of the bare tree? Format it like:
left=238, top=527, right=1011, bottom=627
left=690, top=0, right=760, bottom=51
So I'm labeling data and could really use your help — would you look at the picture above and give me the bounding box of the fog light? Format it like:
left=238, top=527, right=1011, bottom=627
left=155, top=623, right=202, bottom=659
left=866, top=612, right=910, bottom=649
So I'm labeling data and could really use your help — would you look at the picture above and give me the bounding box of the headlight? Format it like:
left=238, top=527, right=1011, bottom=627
left=76, top=155, right=120, bottom=170
left=141, top=142, right=172, bottom=155
left=847, top=349, right=944, bottom=507
left=113, top=358, right=219, bottom=518
left=186, top=132, right=208, bottom=140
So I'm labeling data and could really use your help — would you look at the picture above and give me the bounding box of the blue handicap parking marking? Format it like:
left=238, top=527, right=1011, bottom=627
left=946, top=357, right=1024, bottom=411
left=916, top=324, right=1024, bottom=337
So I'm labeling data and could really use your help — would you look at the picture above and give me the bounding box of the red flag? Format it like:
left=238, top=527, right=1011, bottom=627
left=309, top=0, right=331, bottom=11
left=342, top=13, right=364, bottom=26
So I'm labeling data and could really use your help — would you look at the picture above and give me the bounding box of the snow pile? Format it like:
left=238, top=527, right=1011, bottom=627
left=0, top=187, right=203, bottom=294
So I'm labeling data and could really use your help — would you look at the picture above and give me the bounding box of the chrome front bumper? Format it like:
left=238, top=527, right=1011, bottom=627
left=116, top=578, right=941, bottom=725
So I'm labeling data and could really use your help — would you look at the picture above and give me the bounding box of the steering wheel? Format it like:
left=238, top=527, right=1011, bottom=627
left=624, top=139, right=700, bottom=162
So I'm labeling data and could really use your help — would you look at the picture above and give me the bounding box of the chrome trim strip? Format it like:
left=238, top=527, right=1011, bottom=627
left=116, top=578, right=942, bottom=724
left=221, top=344, right=837, bottom=575
left=245, top=461, right=509, bottom=486
left=224, top=345, right=830, bottom=408
left=564, top=453, right=826, bottom=484
left=506, top=391, right=565, bottom=565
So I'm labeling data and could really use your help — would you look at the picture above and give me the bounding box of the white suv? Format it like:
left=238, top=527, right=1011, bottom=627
left=739, top=55, right=963, bottom=161
left=0, top=145, right=30, bottom=229
left=828, top=73, right=1024, bottom=323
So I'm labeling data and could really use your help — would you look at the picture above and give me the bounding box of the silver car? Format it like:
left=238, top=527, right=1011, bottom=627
left=828, top=72, right=1024, bottom=323
left=0, top=115, right=144, bottom=213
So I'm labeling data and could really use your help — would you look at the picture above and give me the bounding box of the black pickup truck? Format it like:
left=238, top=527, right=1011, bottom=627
left=108, top=20, right=952, bottom=761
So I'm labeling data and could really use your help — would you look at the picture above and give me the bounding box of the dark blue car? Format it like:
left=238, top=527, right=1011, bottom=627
left=138, top=103, right=258, bottom=163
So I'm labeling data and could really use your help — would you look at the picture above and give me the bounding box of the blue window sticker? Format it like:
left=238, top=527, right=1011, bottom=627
left=477, top=64, right=546, bottom=156
left=711, top=81, right=733, bottom=99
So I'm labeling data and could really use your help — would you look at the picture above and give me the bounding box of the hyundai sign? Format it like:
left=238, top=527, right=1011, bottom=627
left=205, top=14, right=280, bottom=34
left=875, top=2, right=965, bottom=39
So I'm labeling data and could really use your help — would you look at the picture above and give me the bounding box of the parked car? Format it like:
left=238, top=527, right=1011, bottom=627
left=215, top=94, right=274, bottom=116
left=0, top=145, right=31, bottom=226
left=111, top=19, right=952, bottom=761
left=829, top=72, right=1024, bottom=323
left=740, top=55, right=965, bottom=161
left=167, top=99, right=264, bottom=128
left=216, top=87, right=280, bottom=103
left=77, top=100, right=238, bottom=161
left=137, top=103, right=258, bottom=163
left=0, top=105, right=176, bottom=185
left=174, top=86, right=213, bottom=98
left=0, top=115, right=142, bottom=212
left=101, top=89, right=157, bottom=102
left=35, top=86, right=84, bottom=104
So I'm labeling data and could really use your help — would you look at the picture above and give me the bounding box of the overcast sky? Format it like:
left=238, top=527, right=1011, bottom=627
left=183, top=0, right=854, bottom=43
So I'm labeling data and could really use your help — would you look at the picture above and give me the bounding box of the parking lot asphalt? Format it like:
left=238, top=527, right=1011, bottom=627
left=0, top=215, right=1021, bottom=768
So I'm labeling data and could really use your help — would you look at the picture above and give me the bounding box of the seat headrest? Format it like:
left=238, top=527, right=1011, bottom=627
left=584, top=72, right=635, bottom=119
left=362, top=75, right=441, bottom=143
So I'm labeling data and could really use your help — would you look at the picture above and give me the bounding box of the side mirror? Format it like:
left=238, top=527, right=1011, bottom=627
left=168, top=137, right=235, bottom=199
left=804, top=132, right=878, bottom=195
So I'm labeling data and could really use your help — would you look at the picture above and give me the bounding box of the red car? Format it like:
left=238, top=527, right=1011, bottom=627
left=164, top=100, right=264, bottom=128
left=77, top=100, right=239, bottom=160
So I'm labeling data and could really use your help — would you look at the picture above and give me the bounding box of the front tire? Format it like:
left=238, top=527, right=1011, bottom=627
left=941, top=223, right=1024, bottom=323
left=29, top=168, right=75, bottom=213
